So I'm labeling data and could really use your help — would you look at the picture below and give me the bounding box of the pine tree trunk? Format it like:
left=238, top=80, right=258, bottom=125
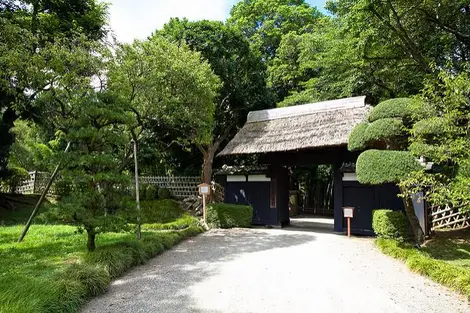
left=87, top=231, right=96, bottom=252
left=400, top=186, right=424, bottom=244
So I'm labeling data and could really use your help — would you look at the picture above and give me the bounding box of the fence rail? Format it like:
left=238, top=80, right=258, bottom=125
left=12, top=172, right=202, bottom=200
left=430, top=204, right=470, bottom=230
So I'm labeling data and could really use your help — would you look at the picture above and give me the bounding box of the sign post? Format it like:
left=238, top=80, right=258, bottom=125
left=343, top=206, right=355, bottom=238
left=198, top=183, right=211, bottom=226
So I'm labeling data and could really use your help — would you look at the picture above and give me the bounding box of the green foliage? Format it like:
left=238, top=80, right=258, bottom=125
left=0, top=166, right=29, bottom=193
left=108, top=35, right=220, bottom=147
left=158, top=19, right=273, bottom=180
left=356, top=150, right=421, bottom=185
left=0, top=223, right=202, bottom=313
left=411, top=117, right=446, bottom=139
left=140, top=200, right=183, bottom=224
left=365, top=118, right=405, bottom=147
left=145, top=185, right=158, bottom=200
left=348, top=122, right=369, bottom=151
left=368, top=98, right=414, bottom=122
left=228, top=0, right=322, bottom=61
left=55, top=91, right=132, bottom=251
left=402, top=71, right=470, bottom=212
left=158, top=188, right=172, bottom=200
left=372, top=210, right=409, bottom=240
left=0, top=0, right=108, bottom=182
left=376, top=238, right=470, bottom=300
left=206, top=203, right=253, bottom=228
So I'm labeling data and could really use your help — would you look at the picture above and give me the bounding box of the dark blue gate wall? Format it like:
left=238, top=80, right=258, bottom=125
left=225, top=181, right=274, bottom=225
left=338, top=180, right=404, bottom=235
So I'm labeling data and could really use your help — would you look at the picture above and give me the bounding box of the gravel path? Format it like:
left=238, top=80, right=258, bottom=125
left=81, top=218, right=470, bottom=313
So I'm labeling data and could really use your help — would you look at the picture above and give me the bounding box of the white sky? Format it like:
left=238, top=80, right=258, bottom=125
left=106, top=0, right=327, bottom=43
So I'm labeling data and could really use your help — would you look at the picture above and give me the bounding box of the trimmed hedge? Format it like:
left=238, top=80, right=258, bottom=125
left=356, top=150, right=422, bottom=184
left=365, top=118, right=405, bottom=142
left=411, top=117, right=446, bottom=138
left=206, top=203, right=253, bottom=228
left=158, top=187, right=172, bottom=200
left=372, top=209, right=409, bottom=240
left=348, top=122, right=369, bottom=151
left=368, top=98, right=414, bottom=122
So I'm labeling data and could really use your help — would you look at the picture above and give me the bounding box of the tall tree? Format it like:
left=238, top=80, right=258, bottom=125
left=228, top=0, right=322, bottom=61
left=158, top=19, right=273, bottom=183
left=107, top=35, right=221, bottom=175
left=401, top=70, right=470, bottom=214
left=273, top=0, right=470, bottom=106
left=0, top=0, right=107, bottom=182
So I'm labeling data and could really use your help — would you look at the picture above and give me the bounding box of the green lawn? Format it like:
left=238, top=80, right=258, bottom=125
left=422, top=228, right=470, bottom=269
left=377, top=228, right=470, bottom=300
left=0, top=199, right=202, bottom=313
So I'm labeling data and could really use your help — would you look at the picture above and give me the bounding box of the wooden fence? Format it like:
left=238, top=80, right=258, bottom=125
left=138, top=176, right=200, bottom=199
left=14, top=171, right=53, bottom=195
left=430, top=204, right=470, bottom=230
left=13, top=172, right=203, bottom=199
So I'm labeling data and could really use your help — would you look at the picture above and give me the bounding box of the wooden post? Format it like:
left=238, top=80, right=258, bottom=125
left=18, top=142, right=71, bottom=242
left=132, top=139, right=141, bottom=240
left=347, top=217, right=351, bottom=238
left=202, top=193, right=206, bottom=226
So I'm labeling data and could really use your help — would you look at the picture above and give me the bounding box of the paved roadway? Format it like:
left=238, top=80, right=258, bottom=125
left=82, top=217, right=470, bottom=313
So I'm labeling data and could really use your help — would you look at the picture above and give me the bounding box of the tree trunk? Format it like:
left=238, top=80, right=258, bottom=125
left=400, top=186, right=424, bottom=244
left=87, top=230, right=96, bottom=252
left=201, top=145, right=217, bottom=184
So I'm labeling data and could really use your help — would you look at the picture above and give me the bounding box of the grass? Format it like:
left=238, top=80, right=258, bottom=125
left=376, top=229, right=470, bottom=300
left=0, top=199, right=202, bottom=313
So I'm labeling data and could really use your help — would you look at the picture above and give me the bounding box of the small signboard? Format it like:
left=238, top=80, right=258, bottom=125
left=198, top=183, right=211, bottom=196
left=343, top=207, right=354, bottom=218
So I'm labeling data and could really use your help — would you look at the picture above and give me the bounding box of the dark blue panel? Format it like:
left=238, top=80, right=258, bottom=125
left=343, top=184, right=375, bottom=233
left=333, top=166, right=343, bottom=232
left=225, top=182, right=273, bottom=225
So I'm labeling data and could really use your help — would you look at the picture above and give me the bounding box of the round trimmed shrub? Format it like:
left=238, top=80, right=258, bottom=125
left=368, top=98, right=414, bottom=122
left=348, top=122, right=369, bottom=151
left=411, top=117, right=446, bottom=138
left=206, top=203, right=253, bottom=228
left=158, top=187, right=172, bottom=200
left=146, top=185, right=158, bottom=200
left=356, top=150, right=422, bottom=184
left=365, top=118, right=405, bottom=142
left=372, top=209, right=409, bottom=240
left=409, top=142, right=441, bottom=160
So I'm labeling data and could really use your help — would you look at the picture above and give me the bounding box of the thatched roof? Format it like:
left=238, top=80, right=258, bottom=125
left=218, top=96, right=370, bottom=156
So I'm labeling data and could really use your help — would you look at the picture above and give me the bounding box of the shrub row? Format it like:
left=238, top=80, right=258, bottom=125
left=206, top=203, right=253, bottom=228
left=376, top=238, right=470, bottom=300
left=137, top=185, right=172, bottom=201
left=372, top=209, right=409, bottom=241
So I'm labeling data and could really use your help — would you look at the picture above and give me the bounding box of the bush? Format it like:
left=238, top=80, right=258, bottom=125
left=138, top=183, right=148, bottom=200
left=411, top=117, right=446, bottom=139
left=348, top=122, right=369, bottom=151
left=368, top=98, right=414, bottom=122
left=1, top=167, right=30, bottom=193
left=206, top=203, right=253, bottom=228
left=372, top=209, right=409, bottom=240
left=146, top=185, right=158, bottom=200
left=158, top=187, right=172, bottom=199
left=365, top=118, right=405, bottom=143
left=356, top=150, right=422, bottom=184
